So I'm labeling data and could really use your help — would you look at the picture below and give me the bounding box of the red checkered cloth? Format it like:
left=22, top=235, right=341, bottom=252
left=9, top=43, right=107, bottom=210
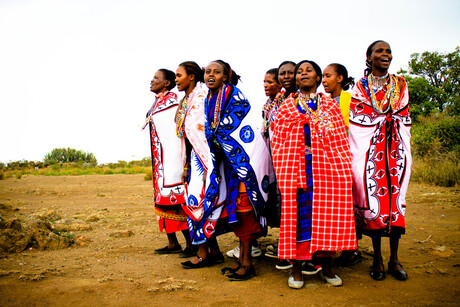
left=272, top=93, right=357, bottom=260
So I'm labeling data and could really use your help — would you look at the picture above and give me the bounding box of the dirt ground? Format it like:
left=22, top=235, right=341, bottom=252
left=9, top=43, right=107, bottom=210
left=0, top=174, right=458, bottom=306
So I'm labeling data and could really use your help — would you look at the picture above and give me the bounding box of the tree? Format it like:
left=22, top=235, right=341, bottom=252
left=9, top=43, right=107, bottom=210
left=44, top=148, right=97, bottom=164
left=398, top=46, right=460, bottom=119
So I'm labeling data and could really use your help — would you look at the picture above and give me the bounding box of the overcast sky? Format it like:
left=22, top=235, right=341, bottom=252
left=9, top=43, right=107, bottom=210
left=1, top=0, right=459, bottom=164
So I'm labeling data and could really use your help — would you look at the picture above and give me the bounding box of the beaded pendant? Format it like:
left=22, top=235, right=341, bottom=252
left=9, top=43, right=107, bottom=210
left=368, top=74, right=400, bottom=114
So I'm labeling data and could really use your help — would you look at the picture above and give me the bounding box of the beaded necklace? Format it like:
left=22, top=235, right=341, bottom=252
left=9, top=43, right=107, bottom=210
left=370, top=73, right=389, bottom=89
left=175, top=95, right=189, bottom=138
left=296, top=92, right=334, bottom=137
left=297, top=92, right=321, bottom=119
left=367, top=74, right=400, bottom=114
left=175, top=85, right=200, bottom=138
left=208, top=84, right=227, bottom=130
left=262, top=91, right=285, bottom=131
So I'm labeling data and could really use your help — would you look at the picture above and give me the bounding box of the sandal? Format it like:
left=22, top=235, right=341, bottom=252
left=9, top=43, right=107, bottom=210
left=388, top=261, right=408, bottom=281
left=221, top=263, right=241, bottom=275
left=227, top=265, right=256, bottom=281
left=154, top=245, right=182, bottom=254
left=181, top=256, right=210, bottom=269
left=370, top=262, right=385, bottom=281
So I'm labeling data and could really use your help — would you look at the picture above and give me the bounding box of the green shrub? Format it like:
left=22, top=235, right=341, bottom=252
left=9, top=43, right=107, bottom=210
left=411, top=151, right=460, bottom=187
left=144, top=168, right=152, bottom=181
left=63, top=233, right=75, bottom=245
left=412, top=114, right=460, bottom=156
left=44, top=148, right=97, bottom=164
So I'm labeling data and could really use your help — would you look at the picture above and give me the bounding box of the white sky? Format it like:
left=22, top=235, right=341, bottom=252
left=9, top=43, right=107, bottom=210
left=1, top=0, right=459, bottom=164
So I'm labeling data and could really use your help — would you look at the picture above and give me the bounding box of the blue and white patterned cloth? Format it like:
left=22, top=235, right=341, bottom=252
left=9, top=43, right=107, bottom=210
left=187, top=84, right=271, bottom=244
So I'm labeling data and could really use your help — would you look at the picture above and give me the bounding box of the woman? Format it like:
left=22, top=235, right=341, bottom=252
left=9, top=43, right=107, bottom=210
left=226, top=68, right=282, bottom=260
left=262, top=68, right=282, bottom=140
left=322, top=63, right=355, bottom=130
left=263, top=62, right=297, bottom=271
left=322, top=64, right=363, bottom=267
left=272, top=60, right=357, bottom=289
left=143, top=68, right=193, bottom=257
left=203, top=60, right=271, bottom=281
left=173, top=61, right=225, bottom=269
left=261, top=68, right=282, bottom=227
left=349, top=41, right=411, bottom=281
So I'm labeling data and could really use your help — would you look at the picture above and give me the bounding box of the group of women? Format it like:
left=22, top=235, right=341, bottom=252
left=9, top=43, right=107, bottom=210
left=144, top=40, right=412, bottom=289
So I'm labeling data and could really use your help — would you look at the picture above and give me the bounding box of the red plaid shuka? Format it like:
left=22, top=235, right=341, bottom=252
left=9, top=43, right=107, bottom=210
left=272, top=93, right=357, bottom=260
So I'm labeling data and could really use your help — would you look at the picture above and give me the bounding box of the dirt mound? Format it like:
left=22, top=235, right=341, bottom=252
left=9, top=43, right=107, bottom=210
left=0, top=205, right=91, bottom=253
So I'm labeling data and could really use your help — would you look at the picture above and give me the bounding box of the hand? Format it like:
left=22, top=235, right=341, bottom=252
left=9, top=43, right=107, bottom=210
left=182, top=169, right=189, bottom=184
left=202, top=170, right=207, bottom=182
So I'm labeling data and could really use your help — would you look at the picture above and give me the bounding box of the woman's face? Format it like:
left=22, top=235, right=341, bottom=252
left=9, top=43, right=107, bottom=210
left=322, top=65, right=343, bottom=96
left=368, top=41, right=392, bottom=72
left=264, top=73, right=281, bottom=98
left=278, top=63, right=296, bottom=90
left=175, top=66, right=193, bottom=92
left=150, top=70, right=167, bottom=94
left=296, top=62, right=320, bottom=93
left=204, top=62, right=227, bottom=93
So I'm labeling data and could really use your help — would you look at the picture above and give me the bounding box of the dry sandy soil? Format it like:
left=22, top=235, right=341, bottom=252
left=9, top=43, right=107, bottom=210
left=0, top=174, right=459, bottom=306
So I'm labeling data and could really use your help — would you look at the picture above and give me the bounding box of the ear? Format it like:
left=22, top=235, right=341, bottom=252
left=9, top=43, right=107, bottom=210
left=164, top=80, right=171, bottom=88
left=223, top=74, right=228, bottom=83
left=337, top=75, right=343, bottom=83
left=189, top=74, right=195, bottom=82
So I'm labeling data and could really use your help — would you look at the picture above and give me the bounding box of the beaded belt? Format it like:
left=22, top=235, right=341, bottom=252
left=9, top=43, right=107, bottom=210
left=154, top=207, right=188, bottom=222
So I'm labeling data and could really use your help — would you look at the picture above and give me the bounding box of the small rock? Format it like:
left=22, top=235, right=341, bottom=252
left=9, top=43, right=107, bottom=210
left=147, top=287, right=159, bottom=292
left=53, top=219, right=92, bottom=232
left=2, top=219, right=22, bottom=231
left=163, top=283, right=183, bottom=291
left=439, top=269, right=447, bottom=274
left=42, top=210, right=61, bottom=222
left=74, top=235, right=91, bottom=247
left=85, top=214, right=103, bottom=223
left=99, top=276, right=113, bottom=283
left=430, top=246, right=455, bottom=258
left=109, top=230, right=134, bottom=238
left=0, top=228, right=30, bottom=253
left=32, top=229, right=69, bottom=250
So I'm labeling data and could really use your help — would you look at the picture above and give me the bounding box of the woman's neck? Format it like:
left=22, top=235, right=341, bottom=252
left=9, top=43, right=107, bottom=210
left=210, top=85, right=223, bottom=97
left=372, top=68, right=388, bottom=77
left=185, top=82, right=197, bottom=97
left=331, top=88, right=341, bottom=99
left=285, top=87, right=296, bottom=96
left=299, top=88, right=316, bottom=96
left=156, top=88, right=167, bottom=95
